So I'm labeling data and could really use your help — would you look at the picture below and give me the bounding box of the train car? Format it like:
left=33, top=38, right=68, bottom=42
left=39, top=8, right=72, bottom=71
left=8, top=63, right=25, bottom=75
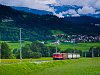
left=53, top=53, right=80, bottom=60
left=53, top=53, right=63, bottom=60
left=62, top=53, right=68, bottom=59
left=67, top=53, right=73, bottom=59
left=76, top=54, right=80, bottom=59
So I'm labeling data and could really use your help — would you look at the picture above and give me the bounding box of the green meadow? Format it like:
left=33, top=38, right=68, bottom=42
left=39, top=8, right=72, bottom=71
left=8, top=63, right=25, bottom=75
left=0, top=58, right=100, bottom=75
left=0, top=41, right=100, bottom=51
left=1, top=57, right=52, bottom=64
left=0, top=41, right=100, bottom=75
left=46, top=42, right=100, bottom=51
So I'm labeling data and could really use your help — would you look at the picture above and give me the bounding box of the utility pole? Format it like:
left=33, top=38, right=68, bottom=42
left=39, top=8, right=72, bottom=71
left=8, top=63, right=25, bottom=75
left=92, top=48, right=94, bottom=58
left=73, top=39, right=76, bottom=58
left=0, top=42, right=1, bottom=63
left=0, top=32, right=1, bottom=64
left=85, top=52, right=86, bottom=57
left=98, top=49, right=99, bottom=57
left=56, top=46, right=57, bottom=53
left=55, top=35, right=58, bottom=53
left=73, top=39, right=76, bottom=53
left=20, top=28, right=22, bottom=62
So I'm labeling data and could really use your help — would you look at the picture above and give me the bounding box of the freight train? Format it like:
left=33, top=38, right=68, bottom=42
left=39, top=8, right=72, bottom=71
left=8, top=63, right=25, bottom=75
left=53, top=53, right=80, bottom=60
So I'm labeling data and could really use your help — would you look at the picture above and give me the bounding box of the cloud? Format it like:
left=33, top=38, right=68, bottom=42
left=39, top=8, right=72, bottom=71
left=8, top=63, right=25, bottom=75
left=37, top=0, right=56, bottom=4
left=95, top=11, right=100, bottom=15
left=72, top=14, right=80, bottom=17
left=56, top=0, right=100, bottom=16
left=55, top=0, right=100, bottom=16
left=0, top=0, right=56, bottom=12
left=61, top=9, right=80, bottom=17
left=0, top=0, right=100, bottom=17
left=56, top=0, right=100, bottom=9
left=54, top=12, right=64, bottom=18
left=94, top=0, right=100, bottom=9
left=0, top=0, right=56, bottom=5
left=62, top=9, right=77, bottom=15
left=78, top=6, right=95, bottom=14
left=56, top=0, right=90, bottom=6
left=59, top=9, right=80, bottom=17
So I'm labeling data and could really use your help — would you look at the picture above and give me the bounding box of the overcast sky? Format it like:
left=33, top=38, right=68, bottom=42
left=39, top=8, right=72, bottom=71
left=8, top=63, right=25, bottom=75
left=0, top=0, right=100, bottom=17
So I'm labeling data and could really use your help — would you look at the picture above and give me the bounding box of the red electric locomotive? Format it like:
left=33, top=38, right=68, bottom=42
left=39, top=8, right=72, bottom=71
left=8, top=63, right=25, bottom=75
left=53, top=53, right=63, bottom=60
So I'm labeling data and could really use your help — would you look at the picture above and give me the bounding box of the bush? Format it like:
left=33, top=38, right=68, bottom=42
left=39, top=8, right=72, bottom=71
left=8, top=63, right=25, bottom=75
left=31, top=52, right=42, bottom=58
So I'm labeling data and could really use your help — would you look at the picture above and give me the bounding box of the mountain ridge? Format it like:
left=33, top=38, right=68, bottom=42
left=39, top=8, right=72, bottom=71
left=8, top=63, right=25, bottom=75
left=11, top=4, right=100, bottom=18
left=0, top=4, right=100, bottom=41
left=11, top=6, right=53, bottom=15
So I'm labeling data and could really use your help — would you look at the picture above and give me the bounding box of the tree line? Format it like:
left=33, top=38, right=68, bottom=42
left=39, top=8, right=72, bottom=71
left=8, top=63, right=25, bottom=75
left=1, top=41, right=57, bottom=59
left=1, top=41, right=100, bottom=59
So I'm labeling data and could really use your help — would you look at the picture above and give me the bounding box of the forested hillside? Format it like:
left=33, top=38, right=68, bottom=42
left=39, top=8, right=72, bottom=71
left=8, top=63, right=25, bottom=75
left=0, top=4, right=100, bottom=41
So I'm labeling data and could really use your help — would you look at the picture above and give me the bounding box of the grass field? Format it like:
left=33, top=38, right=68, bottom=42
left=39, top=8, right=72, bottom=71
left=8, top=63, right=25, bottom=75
left=1, top=57, right=52, bottom=64
left=0, top=58, right=100, bottom=75
left=46, top=42, right=100, bottom=51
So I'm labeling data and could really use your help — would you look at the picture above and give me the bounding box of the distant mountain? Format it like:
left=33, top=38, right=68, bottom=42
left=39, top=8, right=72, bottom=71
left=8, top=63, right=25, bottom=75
left=64, top=16, right=100, bottom=24
left=11, top=5, right=81, bottom=17
left=0, top=4, right=100, bottom=41
left=11, top=5, right=100, bottom=18
left=11, top=6, right=53, bottom=15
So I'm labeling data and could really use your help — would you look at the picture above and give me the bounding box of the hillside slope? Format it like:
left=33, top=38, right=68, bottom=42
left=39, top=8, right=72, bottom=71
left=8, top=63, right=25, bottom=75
left=0, top=4, right=100, bottom=41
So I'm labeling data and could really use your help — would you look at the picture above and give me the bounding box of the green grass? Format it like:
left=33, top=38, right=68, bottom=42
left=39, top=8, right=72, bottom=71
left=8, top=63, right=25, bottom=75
left=51, top=30, right=64, bottom=35
left=1, top=57, right=52, bottom=64
left=0, top=58, right=100, bottom=75
left=46, top=42, right=100, bottom=51
left=1, top=41, right=100, bottom=51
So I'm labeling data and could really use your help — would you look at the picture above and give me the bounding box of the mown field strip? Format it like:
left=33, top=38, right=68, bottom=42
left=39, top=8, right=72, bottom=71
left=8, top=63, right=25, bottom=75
left=1, top=57, right=53, bottom=64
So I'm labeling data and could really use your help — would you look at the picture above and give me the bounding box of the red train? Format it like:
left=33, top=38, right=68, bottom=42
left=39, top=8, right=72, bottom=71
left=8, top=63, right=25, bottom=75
left=53, top=53, right=80, bottom=60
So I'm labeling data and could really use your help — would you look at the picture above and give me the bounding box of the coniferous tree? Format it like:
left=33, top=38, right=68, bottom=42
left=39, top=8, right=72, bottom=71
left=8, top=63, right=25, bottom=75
left=1, top=42, right=12, bottom=59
